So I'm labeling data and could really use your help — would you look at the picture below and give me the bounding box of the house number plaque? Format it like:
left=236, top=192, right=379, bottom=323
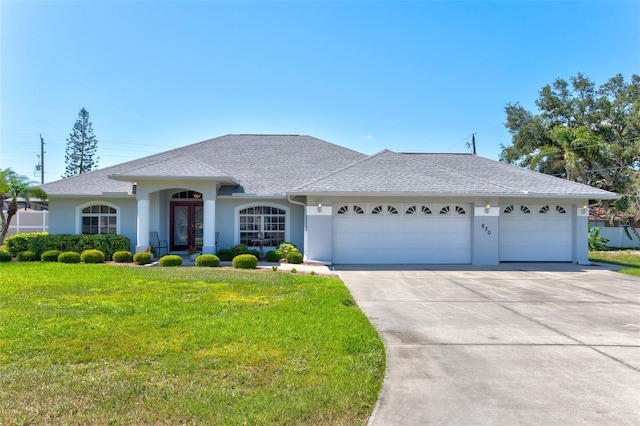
left=481, top=223, right=491, bottom=236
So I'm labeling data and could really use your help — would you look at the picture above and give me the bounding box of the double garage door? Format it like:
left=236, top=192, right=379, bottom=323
left=332, top=203, right=471, bottom=264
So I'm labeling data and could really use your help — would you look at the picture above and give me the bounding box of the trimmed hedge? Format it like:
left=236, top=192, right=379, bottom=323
left=232, top=254, right=258, bottom=269
left=26, top=234, right=130, bottom=260
left=17, top=251, right=38, bottom=262
left=58, top=252, right=81, bottom=264
left=195, top=254, right=220, bottom=267
left=0, top=250, right=12, bottom=262
left=159, top=255, right=183, bottom=267
left=81, top=249, right=105, bottom=264
left=113, top=251, right=133, bottom=263
left=285, top=251, right=303, bottom=264
left=133, top=252, right=153, bottom=265
left=41, top=250, right=62, bottom=262
left=4, top=232, right=48, bottom=256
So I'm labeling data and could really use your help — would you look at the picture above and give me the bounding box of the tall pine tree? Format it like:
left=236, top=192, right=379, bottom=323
left=64, top=107, right=99, bottom=177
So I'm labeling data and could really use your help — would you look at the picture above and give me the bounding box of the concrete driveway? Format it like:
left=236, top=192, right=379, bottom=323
left=335, top=263, right=640, bottom=425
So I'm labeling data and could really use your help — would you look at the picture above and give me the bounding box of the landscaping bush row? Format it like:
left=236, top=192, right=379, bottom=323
left=4, top=233, right=130, bottom=260
left=215, top=244, right=260, bottom=261
left=1, top=244, right=260, bottom=270
left=215, top=241, right=304, bottom=264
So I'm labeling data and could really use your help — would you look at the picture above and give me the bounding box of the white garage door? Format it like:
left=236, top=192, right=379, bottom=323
left=333, top=203, right=471, bottom=264
left=499, top=204, right=572, bottom=262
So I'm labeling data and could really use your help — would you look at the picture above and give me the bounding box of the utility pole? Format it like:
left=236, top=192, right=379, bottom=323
left=471, top=133, right=476, bottom=155
left=40, top=134, right=45, bottom=184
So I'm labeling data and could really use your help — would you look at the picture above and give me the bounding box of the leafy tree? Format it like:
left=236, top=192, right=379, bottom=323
left=0, top=168, right=48, bottom=244
left=64, top=107, right=99, bottom=177
left=501, top=73, right=640, bottom=234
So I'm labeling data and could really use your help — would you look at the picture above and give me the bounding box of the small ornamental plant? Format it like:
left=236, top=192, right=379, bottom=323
left=81, top=249, right=105, bottom=264
left=133, top=252, right=153, bottom=265
left=195, top=254, right=220, bottom=267
left=147, top=245, right=155, bottom=255
left=159, top=255, right=183, bottom=267
left=17, top=251, right=38, bottom=262
left=216, top=248, right=233, bottom=261
left=58, top=251, right=81, bottom=264
left=41, top=250, right=62, bottom=262
left=113, top=251, right=133, bottom=263
left=187, top=245, right=198, bottom=255
left=285, top=251, right=303, bottom=264
left=266, top=250, right=282, bottom=262
left=232, top=254, right=258, bottom=269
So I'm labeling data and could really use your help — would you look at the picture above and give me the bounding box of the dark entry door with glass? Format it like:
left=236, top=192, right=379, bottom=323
left=171, top=201, right=203, bottom=251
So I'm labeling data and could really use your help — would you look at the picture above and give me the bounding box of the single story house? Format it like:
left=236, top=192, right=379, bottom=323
left=40, top=134, right=618, bottom=265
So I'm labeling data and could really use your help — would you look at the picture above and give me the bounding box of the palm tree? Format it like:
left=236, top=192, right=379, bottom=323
left=0, top=168, right=48, bottom=245
left=529, top=126, right=605, bottom=185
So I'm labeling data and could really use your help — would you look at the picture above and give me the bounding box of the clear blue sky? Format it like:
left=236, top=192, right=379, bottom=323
left=1, top=1, right=638, bottom=183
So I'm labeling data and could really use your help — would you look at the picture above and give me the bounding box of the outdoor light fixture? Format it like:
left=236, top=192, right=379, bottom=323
left=317, top=203, right=322, bottom=212
left=582, top=205, right=588, bottom=213
left=485, top=203, right=491, bottom=213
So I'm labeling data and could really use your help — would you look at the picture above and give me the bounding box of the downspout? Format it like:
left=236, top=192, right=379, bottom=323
left=287, top=194, right=308, bottom=258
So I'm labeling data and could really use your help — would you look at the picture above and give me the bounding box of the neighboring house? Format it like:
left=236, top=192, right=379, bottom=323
left=39, top=134, right=618, bottom=265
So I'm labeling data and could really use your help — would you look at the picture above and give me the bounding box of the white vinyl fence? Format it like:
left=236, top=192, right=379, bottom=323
left=595, top=226, right=640, bottom=249
left=2, top=210, right=49, bottom=236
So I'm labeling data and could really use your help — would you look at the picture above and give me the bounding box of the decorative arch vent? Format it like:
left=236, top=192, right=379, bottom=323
left=388, top=206, right=399, bottom=215
left=539, top=205, right=550, bottom=214
left=422, top=206, right=432, bottom=215
left=520, top=205, right=531, bottom=214
left=371, top=206, right=383, bottom=215
left=337, top=205, right=349, bottom=215
left=503, top=205, right=514, bottom=214
left=455, top=206, right=466, bottom=215
left=556, top=206, right=567, bottom=214
left=439, top=206, right=450, bottom=215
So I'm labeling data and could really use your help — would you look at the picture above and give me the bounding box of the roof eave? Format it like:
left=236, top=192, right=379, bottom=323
left=287, top=190, right=620, bottom=199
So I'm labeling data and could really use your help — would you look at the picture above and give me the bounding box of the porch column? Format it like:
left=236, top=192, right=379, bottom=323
left=202, top=198, right=216, bottom=254
left=136, top=196, right=150, bottom=253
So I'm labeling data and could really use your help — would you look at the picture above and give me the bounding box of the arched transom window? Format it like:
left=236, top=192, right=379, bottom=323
left=81, top=205, right=117, bottom=234
left=239, top=206, right=286, bottom=246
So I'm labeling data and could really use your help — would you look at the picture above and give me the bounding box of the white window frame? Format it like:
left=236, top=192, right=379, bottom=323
left=234, top=202, right=290, bottom=246
left=75, top=201, right=121, bottom=235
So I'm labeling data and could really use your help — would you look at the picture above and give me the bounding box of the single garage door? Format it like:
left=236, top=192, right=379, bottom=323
left=499, top=204, right=572, bottom=262
left=333, top=203, right=471, bottom=264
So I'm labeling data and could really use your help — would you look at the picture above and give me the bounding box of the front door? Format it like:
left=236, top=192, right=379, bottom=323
left=171, top=201, right=203, bottom=251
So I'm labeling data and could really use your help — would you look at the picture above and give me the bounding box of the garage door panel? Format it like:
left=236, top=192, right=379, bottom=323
left=333, top=204, right=471, bottom=264
left=499, top=205, right=572, bottom=262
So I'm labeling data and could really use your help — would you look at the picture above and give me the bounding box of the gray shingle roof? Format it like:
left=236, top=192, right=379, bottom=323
left=290, top=151, right=618, bottom=198
left=40, top=134, right=367, bottom=196
left=39, top=134, right=618, bottom=199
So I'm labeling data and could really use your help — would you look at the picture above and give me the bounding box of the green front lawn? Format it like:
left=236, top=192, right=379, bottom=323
left=0, top=263, right=385, bottom=425
left=589, top=250, right=640, bottom=277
